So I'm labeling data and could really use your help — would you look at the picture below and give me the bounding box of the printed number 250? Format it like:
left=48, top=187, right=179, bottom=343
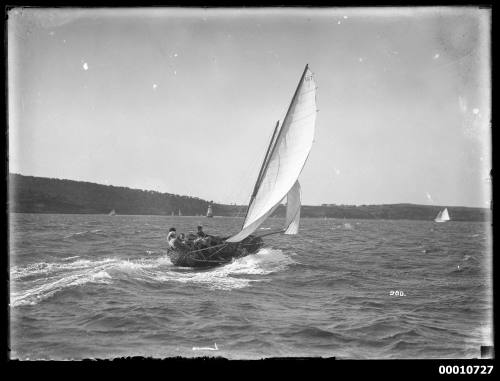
left=390, top=290, right=405, bottom=296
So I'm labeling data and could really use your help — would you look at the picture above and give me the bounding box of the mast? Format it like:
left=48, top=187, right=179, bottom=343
left=242, top=120, right=280, bottom=228
left=241, top=64, right=310, bottom=229
left=255, top=120, right=281, bottom=195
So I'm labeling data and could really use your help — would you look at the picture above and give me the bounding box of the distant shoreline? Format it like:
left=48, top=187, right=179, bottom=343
left=8, top=173, right=491, bottom=222
left=8, top=212, right=491, bottom=224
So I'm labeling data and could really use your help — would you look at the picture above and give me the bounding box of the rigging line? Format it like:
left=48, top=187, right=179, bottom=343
left=206, top=244, right=228, bottom=258
left=241, top=120, right=281, bottom=228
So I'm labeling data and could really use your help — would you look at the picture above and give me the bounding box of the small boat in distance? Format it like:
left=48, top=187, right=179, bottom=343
left=167, top=64, right=317, bottom=267
left=434, top=208, right=450, bottom=223
left=108, top=209, right=116, bottom=216
left=178, top=209, right=182, bottom=216
left=206, top=202, right=214, bottom=218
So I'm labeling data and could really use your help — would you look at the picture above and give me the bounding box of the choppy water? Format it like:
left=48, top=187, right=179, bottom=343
left=9, top=213, right=493, bottom=359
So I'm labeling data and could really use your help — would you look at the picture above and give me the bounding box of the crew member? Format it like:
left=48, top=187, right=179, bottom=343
left=167, top=227, right=177, bottom=248
left=196, top=225, right=207, bottom=238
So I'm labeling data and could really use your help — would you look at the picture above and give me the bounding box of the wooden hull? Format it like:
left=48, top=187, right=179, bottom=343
left=166, top=235, right=264, bottom=268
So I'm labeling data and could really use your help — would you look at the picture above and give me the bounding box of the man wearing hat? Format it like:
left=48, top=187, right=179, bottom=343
left=196, top=225, right=207, bottom=238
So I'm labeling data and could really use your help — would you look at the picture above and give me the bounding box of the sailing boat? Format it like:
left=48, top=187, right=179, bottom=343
left=178, top=209, right=182, bottom=216
left=108, top=209, right=116, bottom=216
left=166, top=65, right=317, bottom=267
left=206, top=202, right=214, bottom=218
left=434, top=208, right=450, bottom=223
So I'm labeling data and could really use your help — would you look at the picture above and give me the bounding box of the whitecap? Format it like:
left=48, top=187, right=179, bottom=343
left=11, top=267, right=113, bottom=307
left=61, top=256, right=80, bottom=261
left=151, top=248, right=296, bottom=290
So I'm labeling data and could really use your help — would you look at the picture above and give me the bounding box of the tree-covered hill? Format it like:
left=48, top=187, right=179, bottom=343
left=8, top=173, right=490, bottom=222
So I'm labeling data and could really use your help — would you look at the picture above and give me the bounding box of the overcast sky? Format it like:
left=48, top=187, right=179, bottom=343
left=8, top=7, right=491, bottom=207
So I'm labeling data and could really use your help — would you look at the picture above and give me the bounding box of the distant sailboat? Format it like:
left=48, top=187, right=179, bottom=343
left=167, top=64, right=317, bottom=267
left=206, top=202, right=214, bottom=218
left=108, top=209, right=116, bottom=216
left=178, top=209, right=182, bottom=216
left=434, top=208, right=450, bottom=223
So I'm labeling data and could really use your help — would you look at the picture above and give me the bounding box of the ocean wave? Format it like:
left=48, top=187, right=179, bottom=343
left=63, top=229, right=105, bottom=239
left=11, top=269, right=112, bottom=307
left=10, top=258, right=117, bottom=280
left=10, top=248, right=296, bottom=306
left=60, top=255, right=81, bottom=261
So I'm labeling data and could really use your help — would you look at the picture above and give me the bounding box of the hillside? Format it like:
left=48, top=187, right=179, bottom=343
left=8, top=173, right=491, bottom=222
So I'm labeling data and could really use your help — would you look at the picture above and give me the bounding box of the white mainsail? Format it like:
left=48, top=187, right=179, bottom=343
left=226, top=65, right=316, bottom=243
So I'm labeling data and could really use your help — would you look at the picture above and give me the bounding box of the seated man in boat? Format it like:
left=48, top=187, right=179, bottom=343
left=168, top=230, right=191, bottom=252
left=193, top=225, right=209, bottom=248
left=178, top=233, right=195, bottom=250
left=167, top=227, right=177, bottom=249
left=185, top=233, right=197, bottom=248
left=196, top=225, right=207, bottom=238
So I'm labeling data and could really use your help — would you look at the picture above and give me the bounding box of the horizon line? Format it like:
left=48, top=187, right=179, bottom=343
left=8, top=172, right=490, bottom=210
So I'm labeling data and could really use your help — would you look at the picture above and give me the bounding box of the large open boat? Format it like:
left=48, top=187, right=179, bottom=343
left=166, top=64, right=318, bottom=268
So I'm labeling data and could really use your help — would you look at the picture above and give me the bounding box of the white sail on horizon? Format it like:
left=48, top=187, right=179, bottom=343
left=207, top=203, right=213, bottom=217
left=442, top=208, right=450, bottom=221
left=434, top=208, right=450, bottom=222
left=227, top=66, right=316, bottom=243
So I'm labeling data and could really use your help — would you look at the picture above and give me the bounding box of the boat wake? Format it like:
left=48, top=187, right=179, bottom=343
left=10, top=248, right=296, bottom=307
left=151, top=248, right=296, bottom=291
